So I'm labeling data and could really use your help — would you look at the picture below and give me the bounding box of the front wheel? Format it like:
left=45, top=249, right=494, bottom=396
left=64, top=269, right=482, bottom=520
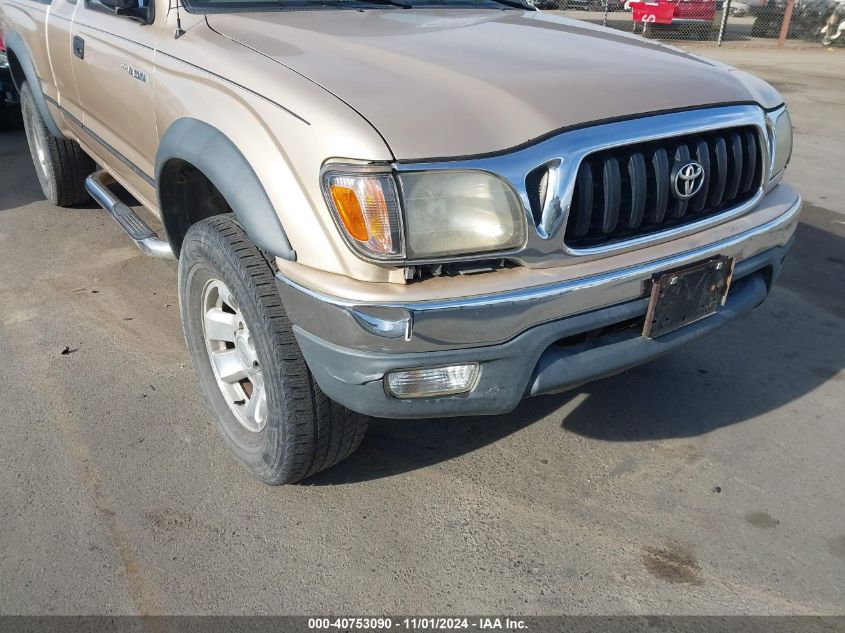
left=178, top=215, right=368, bottom=485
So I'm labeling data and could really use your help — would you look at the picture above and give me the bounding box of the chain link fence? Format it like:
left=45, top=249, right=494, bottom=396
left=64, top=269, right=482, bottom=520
left=536, top=0, right=845, bottom=46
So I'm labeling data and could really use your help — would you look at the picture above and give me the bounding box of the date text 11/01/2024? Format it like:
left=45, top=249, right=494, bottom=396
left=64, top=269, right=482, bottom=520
left=307, top=618, right=528, bottom=630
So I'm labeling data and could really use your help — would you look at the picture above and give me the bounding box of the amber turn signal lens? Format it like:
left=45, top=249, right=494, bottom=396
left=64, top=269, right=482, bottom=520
left=324, top=171, right=403, bottom=259
left=330, top=185, right=369, bottom=242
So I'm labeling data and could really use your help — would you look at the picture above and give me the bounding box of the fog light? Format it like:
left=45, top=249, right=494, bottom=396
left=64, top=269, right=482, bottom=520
left=385, top=363, right=480, bottom=399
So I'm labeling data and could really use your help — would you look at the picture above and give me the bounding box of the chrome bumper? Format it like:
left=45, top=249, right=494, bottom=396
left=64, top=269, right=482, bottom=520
left=276, top=187, right=801, bottom=354
left=292, top=247, right=787, bottom=419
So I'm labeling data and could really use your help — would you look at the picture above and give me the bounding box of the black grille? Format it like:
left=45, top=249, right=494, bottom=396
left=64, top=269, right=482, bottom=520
left=564, top=126, right=762, bottom=249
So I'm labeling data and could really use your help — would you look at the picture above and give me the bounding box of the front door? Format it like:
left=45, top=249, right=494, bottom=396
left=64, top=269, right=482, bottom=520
left=70, top=0, right=164, bottom=204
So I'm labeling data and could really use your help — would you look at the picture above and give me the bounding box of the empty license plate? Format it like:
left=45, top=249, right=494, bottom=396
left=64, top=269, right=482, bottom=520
left=643, top=256, right=735, bottom=339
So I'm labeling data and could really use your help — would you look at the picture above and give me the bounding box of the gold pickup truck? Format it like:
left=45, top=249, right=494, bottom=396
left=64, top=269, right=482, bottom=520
left=0, top=0, right=799, bottom=483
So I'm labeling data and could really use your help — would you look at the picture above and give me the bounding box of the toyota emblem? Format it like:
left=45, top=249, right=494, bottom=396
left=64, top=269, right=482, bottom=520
left=672, top=161, right=705, bottom=200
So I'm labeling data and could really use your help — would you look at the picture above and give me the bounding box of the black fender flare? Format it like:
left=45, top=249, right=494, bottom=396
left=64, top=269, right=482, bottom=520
left=155, top=118, right=295, bottom=261
left=3, top=31, right=64, bottom=138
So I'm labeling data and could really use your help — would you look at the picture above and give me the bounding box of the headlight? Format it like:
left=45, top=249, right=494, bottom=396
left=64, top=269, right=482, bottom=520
left=398, top=170, right=525, bottom=260
left=768, top=107, right=793, bottom=180
left=323, top=167, right=526, bottom=262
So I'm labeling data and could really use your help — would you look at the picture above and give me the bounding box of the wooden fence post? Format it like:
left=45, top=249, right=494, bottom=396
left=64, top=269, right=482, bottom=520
left=778, top=0, right=795, bottom=45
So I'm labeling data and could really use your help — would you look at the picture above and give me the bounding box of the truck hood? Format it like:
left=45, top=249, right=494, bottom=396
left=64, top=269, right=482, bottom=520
left=206, top=10, right=781, bottom=160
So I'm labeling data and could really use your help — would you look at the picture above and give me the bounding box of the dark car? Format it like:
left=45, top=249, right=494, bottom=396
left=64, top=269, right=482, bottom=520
left=750, top=0, right=834, bottom=37
left=0, top=34, right=22, bottom=130
left=559, top=0, right=625, bottom=9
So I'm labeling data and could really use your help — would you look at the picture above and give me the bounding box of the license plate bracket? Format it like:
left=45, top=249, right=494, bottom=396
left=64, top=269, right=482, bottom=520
left=643, top=256, right=735, bottom=339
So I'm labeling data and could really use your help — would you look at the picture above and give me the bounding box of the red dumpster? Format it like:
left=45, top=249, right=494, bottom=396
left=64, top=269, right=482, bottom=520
left=631, top=1, right=676, bottom=23
left=670, top=0, right=717, bottom=23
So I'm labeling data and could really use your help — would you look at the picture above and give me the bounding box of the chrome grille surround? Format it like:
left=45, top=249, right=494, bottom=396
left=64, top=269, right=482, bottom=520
left=392, top=105, right=782, bottom=269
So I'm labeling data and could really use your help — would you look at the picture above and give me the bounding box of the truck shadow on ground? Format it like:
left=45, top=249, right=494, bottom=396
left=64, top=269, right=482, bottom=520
left=0, top=131, right=45, bottom=211
left=311, top=202, right=845, bottom=485
left=0, top=130, right=144, bottom=214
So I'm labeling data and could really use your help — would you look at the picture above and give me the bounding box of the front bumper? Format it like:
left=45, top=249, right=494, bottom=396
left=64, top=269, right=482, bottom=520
left=276, top=190, right=800, bottom=419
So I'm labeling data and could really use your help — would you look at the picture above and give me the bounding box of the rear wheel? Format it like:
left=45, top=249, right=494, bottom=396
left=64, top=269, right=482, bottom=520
left=179, top=214, right=368, bottom=484
left=821, top=30, right=833, bottom=45
left=20, top=81, right=93, bottom=206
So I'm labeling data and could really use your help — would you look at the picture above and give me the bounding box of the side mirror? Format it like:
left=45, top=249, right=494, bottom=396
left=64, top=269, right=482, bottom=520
left=99, top=0, right=154, bottom=25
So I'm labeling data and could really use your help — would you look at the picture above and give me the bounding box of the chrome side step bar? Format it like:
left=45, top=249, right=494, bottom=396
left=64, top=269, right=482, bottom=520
left=85, top=171, right=174, bottom=260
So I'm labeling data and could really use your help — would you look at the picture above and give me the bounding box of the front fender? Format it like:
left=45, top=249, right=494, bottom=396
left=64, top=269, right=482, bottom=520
left=3, top=31, right=63, bottom=138
left=155, top=118, right=295, bottom=261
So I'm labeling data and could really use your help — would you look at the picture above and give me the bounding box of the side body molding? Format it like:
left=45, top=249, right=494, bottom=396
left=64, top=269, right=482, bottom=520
left=155, top=118, right=296, bottom=260
left=3, top=31, right=64, bottom=138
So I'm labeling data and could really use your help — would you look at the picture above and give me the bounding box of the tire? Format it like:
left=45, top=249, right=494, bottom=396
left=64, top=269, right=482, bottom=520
left=179, top=214, right=368, bottom=485
left=20, top=81, right=93, bottom=206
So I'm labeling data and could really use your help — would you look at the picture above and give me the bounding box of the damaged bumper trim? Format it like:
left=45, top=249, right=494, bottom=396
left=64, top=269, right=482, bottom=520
left=276, top=190, right=801, bottom=353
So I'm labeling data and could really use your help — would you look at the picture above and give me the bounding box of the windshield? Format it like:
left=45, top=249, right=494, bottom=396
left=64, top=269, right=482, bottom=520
left=185, top=0, right=530, bottom=12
